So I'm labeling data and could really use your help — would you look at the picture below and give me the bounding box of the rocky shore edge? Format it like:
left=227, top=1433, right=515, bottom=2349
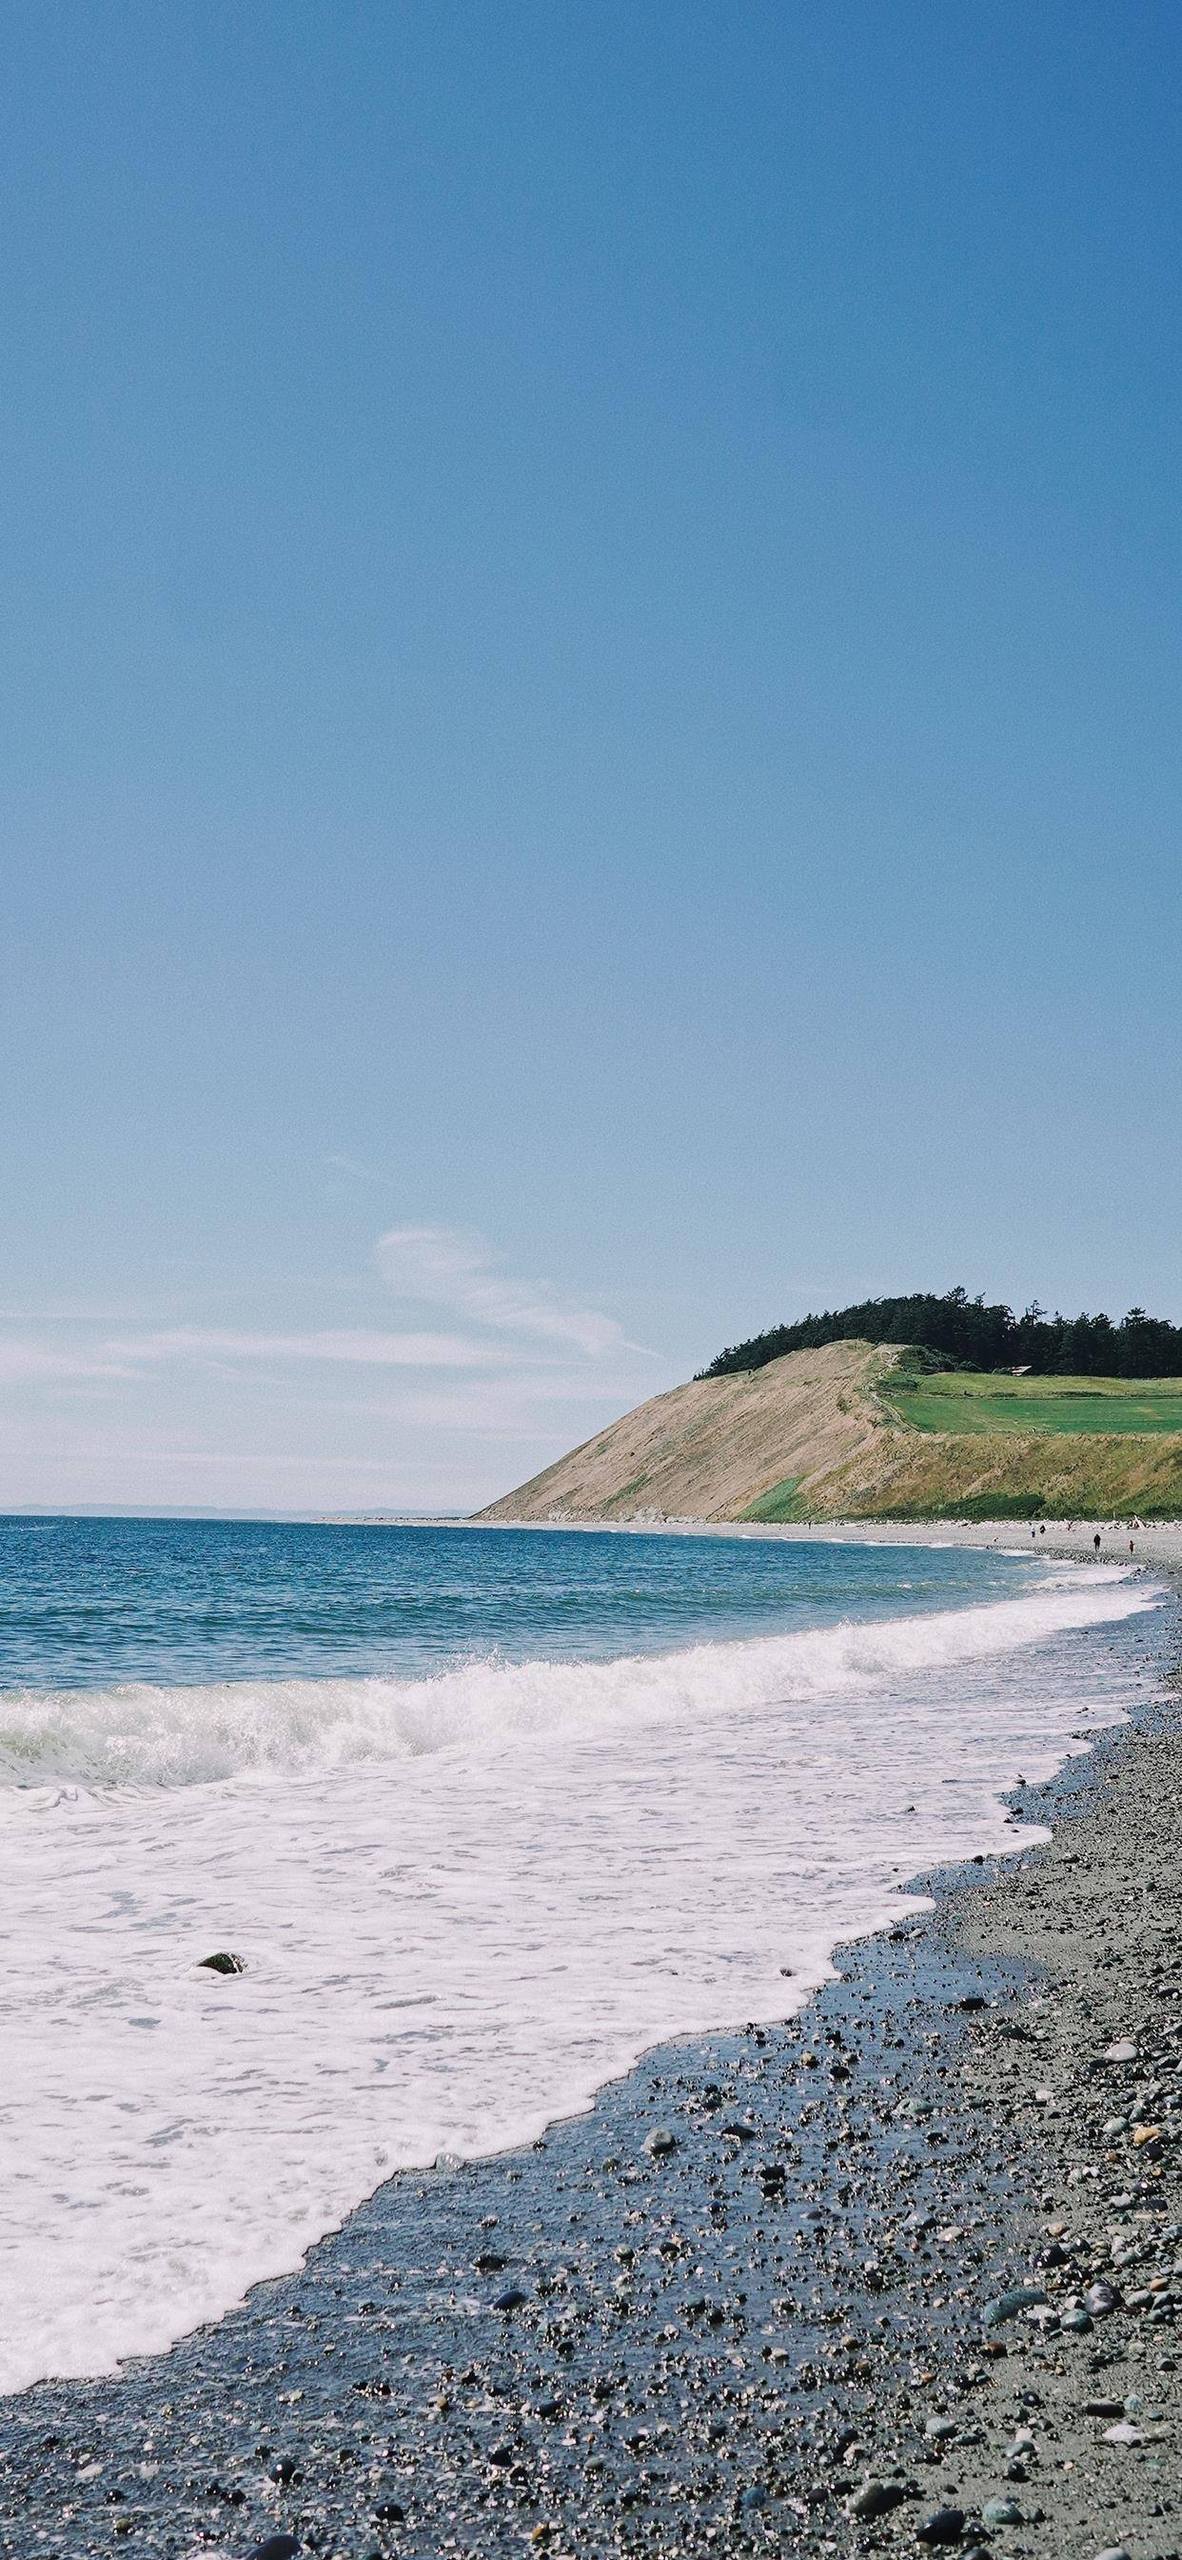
left=2, top=1592, right=1180, bottom=2560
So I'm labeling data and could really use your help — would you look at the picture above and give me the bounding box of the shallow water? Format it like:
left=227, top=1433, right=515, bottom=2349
left=0, top=1517, right=1162, bottom=2393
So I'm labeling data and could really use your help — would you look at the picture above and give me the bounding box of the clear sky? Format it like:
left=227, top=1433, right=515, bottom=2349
left=3, top=2, right=1180, bottom=1513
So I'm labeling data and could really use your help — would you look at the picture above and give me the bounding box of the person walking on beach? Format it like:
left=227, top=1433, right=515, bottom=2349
left=1094, top=1530, right=1101, bottom=1554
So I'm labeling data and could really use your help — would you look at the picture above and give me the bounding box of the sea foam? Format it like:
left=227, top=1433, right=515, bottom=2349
left=0, top=1564, right=1160, bottom=2394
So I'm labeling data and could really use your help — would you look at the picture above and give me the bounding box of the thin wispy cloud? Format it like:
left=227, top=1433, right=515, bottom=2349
left=0, top=1227, right=662, bottom=1509
left=0, top=1234, right=635, bottom=1388
left=0, top=1325, right=520, bottom=1392
left=111, top=1329, right=511, bottom=1371
left=0, top=1343, right=136, bottom=1383
left=375, top=1225, right=629, bottom=1358
left=0, top=1304, right=174, bottom=1325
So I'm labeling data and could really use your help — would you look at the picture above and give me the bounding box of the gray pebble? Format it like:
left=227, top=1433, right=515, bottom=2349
left=916, top=2506, right=966, bottom=2544
left=984, top=2285, right=1049, bottom=2327
left=848, top=2479, right=906, bottom=2518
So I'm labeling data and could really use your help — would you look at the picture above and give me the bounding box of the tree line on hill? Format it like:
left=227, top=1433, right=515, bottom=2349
left=698, top=1288, right=1182, bottom=1380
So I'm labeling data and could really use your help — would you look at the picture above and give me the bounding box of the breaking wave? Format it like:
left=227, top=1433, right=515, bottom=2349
left=0, top=1564, right=1152, bottom=1792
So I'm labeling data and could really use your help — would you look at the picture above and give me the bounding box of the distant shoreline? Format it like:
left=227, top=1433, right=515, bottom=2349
left=5, top=1508, right=1181, bottom=1561
left=462, top=1510, right=1182, bottom=1568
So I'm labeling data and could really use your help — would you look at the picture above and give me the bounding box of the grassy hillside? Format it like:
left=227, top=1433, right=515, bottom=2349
left=888, top=1372, right=1182, bottom=1437
left=478, top=1340, right=1182, bottom=1525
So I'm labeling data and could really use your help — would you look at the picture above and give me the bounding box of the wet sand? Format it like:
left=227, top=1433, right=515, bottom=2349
left=1, top=1589, right=1179, bottom=2559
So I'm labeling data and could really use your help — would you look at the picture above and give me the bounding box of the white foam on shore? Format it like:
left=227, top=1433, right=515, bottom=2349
left=0, top=1566, right=1159, bottom=2394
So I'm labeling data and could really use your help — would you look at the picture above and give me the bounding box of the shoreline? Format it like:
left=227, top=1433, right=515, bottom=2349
left=2, top=1591, right=1179, bottom=2553
left=463, top=1514, right=1182, bottom=1570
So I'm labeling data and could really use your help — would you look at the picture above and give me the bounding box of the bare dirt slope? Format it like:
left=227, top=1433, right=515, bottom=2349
left=475, top=1338, right=896, bottom=1523
left=477, top=1338, right=1182, bottom=1523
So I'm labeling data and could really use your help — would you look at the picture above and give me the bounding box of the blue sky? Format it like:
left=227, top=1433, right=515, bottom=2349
left=3, top=2, right=1180, bottom=1512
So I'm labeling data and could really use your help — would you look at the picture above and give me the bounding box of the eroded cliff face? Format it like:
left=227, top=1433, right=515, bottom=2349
left=475, top=1339, right=900, bottom=1523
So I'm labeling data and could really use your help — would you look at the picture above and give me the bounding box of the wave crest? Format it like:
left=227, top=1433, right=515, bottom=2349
left=0, top=1566, right=1153, bottom=1793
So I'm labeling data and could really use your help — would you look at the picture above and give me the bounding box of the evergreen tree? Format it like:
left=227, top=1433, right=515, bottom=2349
left=698, top=1288, right=1182, bottom=1380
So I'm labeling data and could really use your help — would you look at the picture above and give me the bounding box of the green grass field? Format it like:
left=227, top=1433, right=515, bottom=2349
left=744, top=1474, right=802, bottom=1522
left=890, top=1372, right=1182, bottom=1437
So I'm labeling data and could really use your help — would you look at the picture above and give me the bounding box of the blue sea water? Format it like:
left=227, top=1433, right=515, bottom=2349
left=0, top=1517, right=1163, bottom=2396
left=0, top=1512, right=1045, bottom=1694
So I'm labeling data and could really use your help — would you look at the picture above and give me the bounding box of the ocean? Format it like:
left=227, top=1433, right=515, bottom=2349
left=0, top=1515, right=1162, bottom=2397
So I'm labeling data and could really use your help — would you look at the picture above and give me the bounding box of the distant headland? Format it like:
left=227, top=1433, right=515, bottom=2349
left=480, top=1289, right=1182, bottom=1527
